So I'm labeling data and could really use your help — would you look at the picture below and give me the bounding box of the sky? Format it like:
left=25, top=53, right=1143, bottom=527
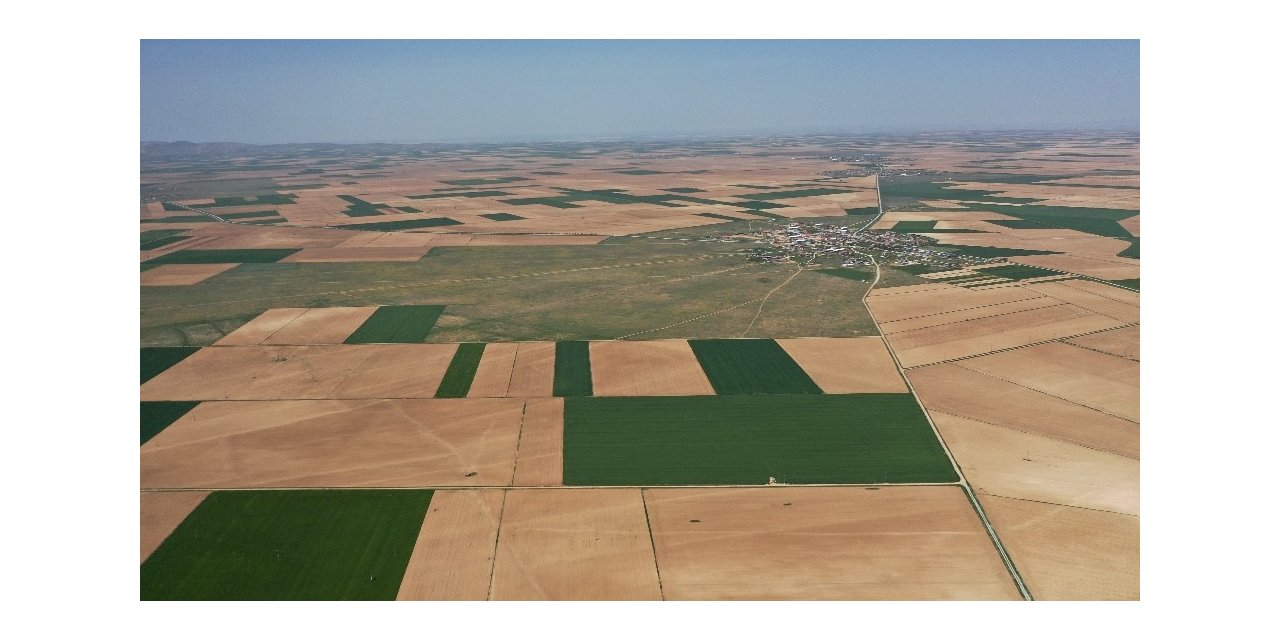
left=141, top=40, right=1139, bottom=144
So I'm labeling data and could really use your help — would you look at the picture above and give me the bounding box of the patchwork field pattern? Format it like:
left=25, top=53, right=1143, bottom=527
left=142, top=133, right=1138, bottom=600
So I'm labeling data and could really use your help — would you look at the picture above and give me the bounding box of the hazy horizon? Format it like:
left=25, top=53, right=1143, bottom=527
left=142, top=40, right=1139, bottom=145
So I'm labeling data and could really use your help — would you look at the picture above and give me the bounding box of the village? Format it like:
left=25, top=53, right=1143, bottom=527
left=728, top=221, right=1006, bottom=271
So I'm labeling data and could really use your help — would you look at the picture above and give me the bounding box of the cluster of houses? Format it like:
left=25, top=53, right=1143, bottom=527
left=738, top=222, right=1004, bottom=271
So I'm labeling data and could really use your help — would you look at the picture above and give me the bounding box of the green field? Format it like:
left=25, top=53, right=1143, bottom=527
left=688, top=339, right=822, bottom=395
left=553, top=341, right=594, bottom=397
left=662, top=187, right=705, bottom=193
left=974, top=264, right=1063, bottom=280
left=142, top=249, right=301, bottom=265
left=695, top=212, right=742, bottom=221
left=1118, top=238, right=1140, bottom=258
left=434, top=343, right=485, bottom=398
left=968, top=203, right=1137, bottom=238
left=344, top=305, right=445, bottom=343
left=480, top=212, right=525, bottom=221
left=140, top=490, right=433, bottom=600
left=335, top=218, right=462, bottom=231
left=219, top=210, right=280, bottom=220
left=140, top=229, right=191, bottom=250
left=140, top=401, right=199, bottom=444
left=844, top=206, right=879, bottom=216
left=732, top=188, right=853, bottom=200
left=141, top=347, right=200, bottom=383
left=932, top=244, right=1060, bottom=258
left=891, top=220, right=939, bottom=232
left=562, top=394, right=959, bottom=485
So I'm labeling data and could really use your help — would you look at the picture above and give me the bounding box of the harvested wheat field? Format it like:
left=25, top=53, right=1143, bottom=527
left=140, top=344, right=458, bottom=400
left=140, top=491, right=209, bottom=562
left=259, top=307, right=378, bottom=345
left=140, top=398, right=526, bottom=489
left=1066, top=325, right=1140, bottom=361
left=980, top=494, right=1139, bottom=600
left=1008, top=254, right=1140, bottom=280
left=885, top=303, right=1127, bottom=368
left=931, top=412, right=1138, bottom=514
left=511, top=398, right=564, bottom=486
left=877, top=296, right=1066, bottom=334
left=467, top=342, right=520, bottom=397
left=506, top=342, right=556, bottom=397
left=907, top=364, right=1138, bottom=458
left=774, top=337, right=907, bottom=393
left=1119, top=214, right=1140, bottom=236
left=213, top=308, right=309, bottom=346
left=1023, top=280, right=1139, bottom=324
left=865, top=284, right=1043, bottom=323
left=589, top=339, right=715, bottom=396
left=489, top=488, right=661, bottom=600
left=397, top=489, right=505, bottom=601
left=644, top=486, right=1020, bottom=600
left=140, top=263, right=239, bottom=286
left=956, top=342, right=1139, bottom=422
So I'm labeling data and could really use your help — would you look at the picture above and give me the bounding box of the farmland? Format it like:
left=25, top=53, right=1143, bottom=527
left=140, top=131, right=1139, bottom=600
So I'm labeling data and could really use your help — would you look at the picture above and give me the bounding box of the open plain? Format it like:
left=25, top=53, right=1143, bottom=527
left=141, top=132, right=1139, bottom=600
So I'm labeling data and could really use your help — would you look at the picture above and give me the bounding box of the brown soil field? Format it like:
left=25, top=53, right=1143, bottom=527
left=1065, top=325, right=1140, bottom=361
left=907, top=364, right=1138, bottom=458
left=140, top=398, right=526, bottom=489
left=489, top=489, right=662, bottom=600
left=186, top=227, right=354, bottom=249
left=140, top=490, right=209, bottom=562
left=885, top=304, right=1126, bottom=368
left=506, top=342, right=556, bottom=397
left=1009, top=254, right=1140, bottom=280
left=213, top=308, right=308, bottom=346
left=512, top=398, right=564, bottom=486
left=333, top=232, right=444, bottom=248
left=932, top=412, right=1138, bottom=514
left=866, top=282, right=953, bottom=297
left=259, top=307, right=378, bottom=345
left=945, top=181, right=1140, bottom=209
left=1057, top=277, right=1140, bottom=303
left=466, top=234, right=608, bottom=246
left=139, top=344, right=459, bottom=400
left=865, top=285, right=1042, bottom=323
left=1119, top=214, right=1140, bottom=236
left=468, top=343, right=519, bottom=398
left=980, top=494, right=1139, bottom=600
left=278, top=246, right=433, bottom=262
left=775, top=337, right=907, bottom=393
left=644, top=486, right=1021, bottom=600
left=589, top=340, right=716, bottom=396
left=139, top=263, right=239, bottom=286
left=397, top=489, right=505, bottom=600
left=956, top=342, right=1139, bottom=422
left=877, top=297, right=1065, bottom=334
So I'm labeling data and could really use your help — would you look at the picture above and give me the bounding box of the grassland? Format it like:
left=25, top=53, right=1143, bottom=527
left=141, top=241, right=878, bottom=346
left=553, top=341, right=594, bottom=397
left=344, top=305, right=445, bottom=343
left=141, top=347, right=200, bottom=383
left=434, top=342, right=486, bottom=398
left=140, top=401, right=199, bottom=444
left=816, top=268, right=874, bottom=281
left=142, top=249, right=300, bottom=265
left=688, top=339, right=822, bottom=395
left=562, top=394, right=959, bottom=485
left=140, top=489, right=433, bottom=600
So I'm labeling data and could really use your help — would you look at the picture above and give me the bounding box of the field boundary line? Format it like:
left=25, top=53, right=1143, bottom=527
left=949, top=360, right=1138, bottom=425
left=881, top=302, right=1071, bottom=335
left=139, top=481, right=965, bottom=493
left=875, top=295, right=1061, bottom=325
left=507, top=400, right=531, bottom=485
left=862, top=174, right=1034, bottom=601
left=640, top=489, right=666, bottom=601
left=928, top=410, right=1138, bottom=461
left=1062, top=336, right=1139, bottom=362
left=898, top=322, right=1139, bottom=370
left=485, top=489, right=509, bottom=601
left=975, top=491, right=1140, bottom=518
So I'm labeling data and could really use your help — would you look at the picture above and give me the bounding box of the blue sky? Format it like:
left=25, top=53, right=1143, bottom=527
left=141, top=40, right=1139, bottom=143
